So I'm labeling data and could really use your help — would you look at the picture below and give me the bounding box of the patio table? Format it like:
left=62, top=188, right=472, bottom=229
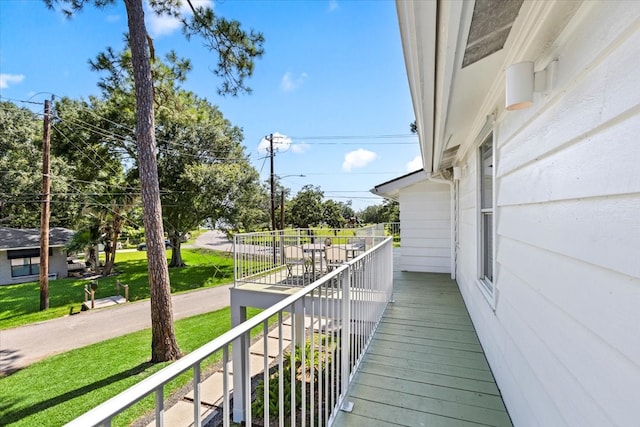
left=301, top=243, right=325, bottom=278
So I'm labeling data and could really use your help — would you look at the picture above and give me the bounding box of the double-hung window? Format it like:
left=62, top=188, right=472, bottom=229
left=479, top=134, right=494, bottom=293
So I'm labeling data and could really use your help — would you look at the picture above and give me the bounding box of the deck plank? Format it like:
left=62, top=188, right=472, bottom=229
left=372, top=332, right=484, bottom=355
left=362, top=352, right=494, bottom=382
left=341, top=396, right=489, bottom=427
left=366, top=339, right=490, bottom=369
left=353, top=373, right=507, bottom=411
left=356, top=361, right=500, bottom=395
left=333, top=268, right=512, bottom=426
left=349, top=382, right=512, bottom=426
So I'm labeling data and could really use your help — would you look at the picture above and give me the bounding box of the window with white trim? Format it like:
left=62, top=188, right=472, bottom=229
left=479, top=134, right=494, bottom=292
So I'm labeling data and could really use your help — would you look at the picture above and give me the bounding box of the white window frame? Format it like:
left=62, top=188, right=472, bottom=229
left=476, top=132, right=496, bottom=308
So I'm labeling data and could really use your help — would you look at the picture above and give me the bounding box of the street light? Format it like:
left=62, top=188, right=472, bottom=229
left=276, top=174, right=306, bottom=179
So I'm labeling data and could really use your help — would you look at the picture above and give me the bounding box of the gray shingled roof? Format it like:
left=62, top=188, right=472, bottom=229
left=0, top=227, right=75, bottom=251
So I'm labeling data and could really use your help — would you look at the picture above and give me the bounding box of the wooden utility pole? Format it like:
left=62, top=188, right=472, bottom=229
left=39, top=99, right=51, bottom=311
left=269, top=133, right=276, bottom=231
left=280, top=191, right=285, bottom=230
left=269, top=134, right=278, bottom=265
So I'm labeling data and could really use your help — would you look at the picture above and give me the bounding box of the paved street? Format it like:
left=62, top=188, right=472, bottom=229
left=0, top=230, right=233, bottom=375
left=193, top=229, right=233, bottom=252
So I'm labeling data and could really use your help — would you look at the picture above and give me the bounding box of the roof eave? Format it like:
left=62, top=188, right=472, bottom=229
left=396, top=0, right=437, bottom=174
left=370, top=168, right=428, bottom=200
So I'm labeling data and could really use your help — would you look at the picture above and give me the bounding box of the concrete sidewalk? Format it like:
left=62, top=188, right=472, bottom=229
left=0, top=284, right=233, bottom=375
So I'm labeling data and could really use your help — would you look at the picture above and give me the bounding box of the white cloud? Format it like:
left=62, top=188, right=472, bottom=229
left=146, top=0, right=214, bottom=37
left=291, top=142, right=310, bottom=154
left=342, top=149, right=377, bottom=172
left=258, top=132, right=292, bottom=154
left=328, top=0, right=339, bottom=12
left=147, top=13, right=181, bottom=37
left=406, top=155, right=423, bottom=171
left=105, top=14, right=121, bottom=23
left=280, top=71, right=308, bottom=92
left=0, top=74, right=25, bottom=89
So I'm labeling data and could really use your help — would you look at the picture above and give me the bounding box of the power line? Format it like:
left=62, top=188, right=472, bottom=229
left=52, top=123, right=124, bottom=178
left=289, top=134, right=416, bottom=140
left=51, top=175, right=142, bottom=192
left=288, top=141, right=416, bottom=145
left=0, top=95, right=45, bottom=106
left=285, top=171, right=407, bottom=176
left=323, top=190, right=375, bottom=193
left=54, top=114, right=257, bottom=163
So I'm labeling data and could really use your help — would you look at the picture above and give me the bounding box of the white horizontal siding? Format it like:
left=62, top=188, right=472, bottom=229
left=499, top=114, right=640, bottom=205
left=401, top=201, right=450, bottom=218
left=499, top=197, right=640, bottom=278
left=398, top=180, right=451, bottom=273
left=454, top=2, right=640, bottom=426
left=499, top=239, right=640, bottom=425
left=456, top=265, right=567, bottom=427
left=401, top=246, right=450, bottom=258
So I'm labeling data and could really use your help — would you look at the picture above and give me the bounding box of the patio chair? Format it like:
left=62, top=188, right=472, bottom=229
left=324, top=245, right=349, bottom=272
left=283, top=245, right=311, bottom=277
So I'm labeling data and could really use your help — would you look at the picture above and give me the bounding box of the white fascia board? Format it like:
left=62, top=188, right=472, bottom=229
left=370, top=169, right=429, bottom=200
left=433, top=1, right=466, bottom=172
left=396, top=0, right=437, bottom=174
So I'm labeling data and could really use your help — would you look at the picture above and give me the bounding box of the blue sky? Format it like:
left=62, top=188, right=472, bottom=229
left=0, top=0, right=421, bottom=211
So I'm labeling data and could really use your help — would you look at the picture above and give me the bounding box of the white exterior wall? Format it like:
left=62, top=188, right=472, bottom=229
left=0, top=251, right=10, bottom=285
left=455, top=3, right=640, bottom=426
left=0, top=247, right=68, bottom=286
left=49, top=247, right=69, bottom=280
left=399, top=180, right=451, bottom=273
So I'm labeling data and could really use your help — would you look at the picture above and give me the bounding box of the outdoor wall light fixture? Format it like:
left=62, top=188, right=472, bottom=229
left=505, top=60, right=558, bottom=111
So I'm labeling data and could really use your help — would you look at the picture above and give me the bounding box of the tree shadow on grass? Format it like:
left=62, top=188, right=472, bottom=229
left=0, top=361, right=154, bottom=424
left=0, top=349, right=23, bottom=376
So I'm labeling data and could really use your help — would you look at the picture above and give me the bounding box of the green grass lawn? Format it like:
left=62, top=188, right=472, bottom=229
left=0, top=307, right=271, bottom=427
left=0, top=248, right=234, bottom=330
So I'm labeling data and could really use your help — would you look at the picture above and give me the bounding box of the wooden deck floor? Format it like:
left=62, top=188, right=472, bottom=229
left=333, top=270, right=512, bottom=427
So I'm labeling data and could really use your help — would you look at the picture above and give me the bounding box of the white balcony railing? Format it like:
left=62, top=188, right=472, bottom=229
left=66, top=236, right=394, bottom=427
left=233, top=225, right=387, bottom=288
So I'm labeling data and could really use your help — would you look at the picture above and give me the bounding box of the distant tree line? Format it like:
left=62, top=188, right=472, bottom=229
left=0, top=98, right=398, bottom=248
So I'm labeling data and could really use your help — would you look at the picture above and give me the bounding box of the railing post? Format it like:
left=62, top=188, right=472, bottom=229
left=243, top=332, right=252, bottom=425
left=193, top=363, right=201, bottom=427
left=340, top=265, right=353, bottom=412
left=233, top=235, right=237, bottom=287
left=231, top=304, right=247, bottom=422
left=155, top=385, right=164, bottom=427
left=223, top=346, right=230, bottom=427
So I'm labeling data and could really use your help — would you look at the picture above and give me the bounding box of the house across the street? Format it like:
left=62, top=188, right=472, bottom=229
left=0, top=227, right=76, bottom=286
